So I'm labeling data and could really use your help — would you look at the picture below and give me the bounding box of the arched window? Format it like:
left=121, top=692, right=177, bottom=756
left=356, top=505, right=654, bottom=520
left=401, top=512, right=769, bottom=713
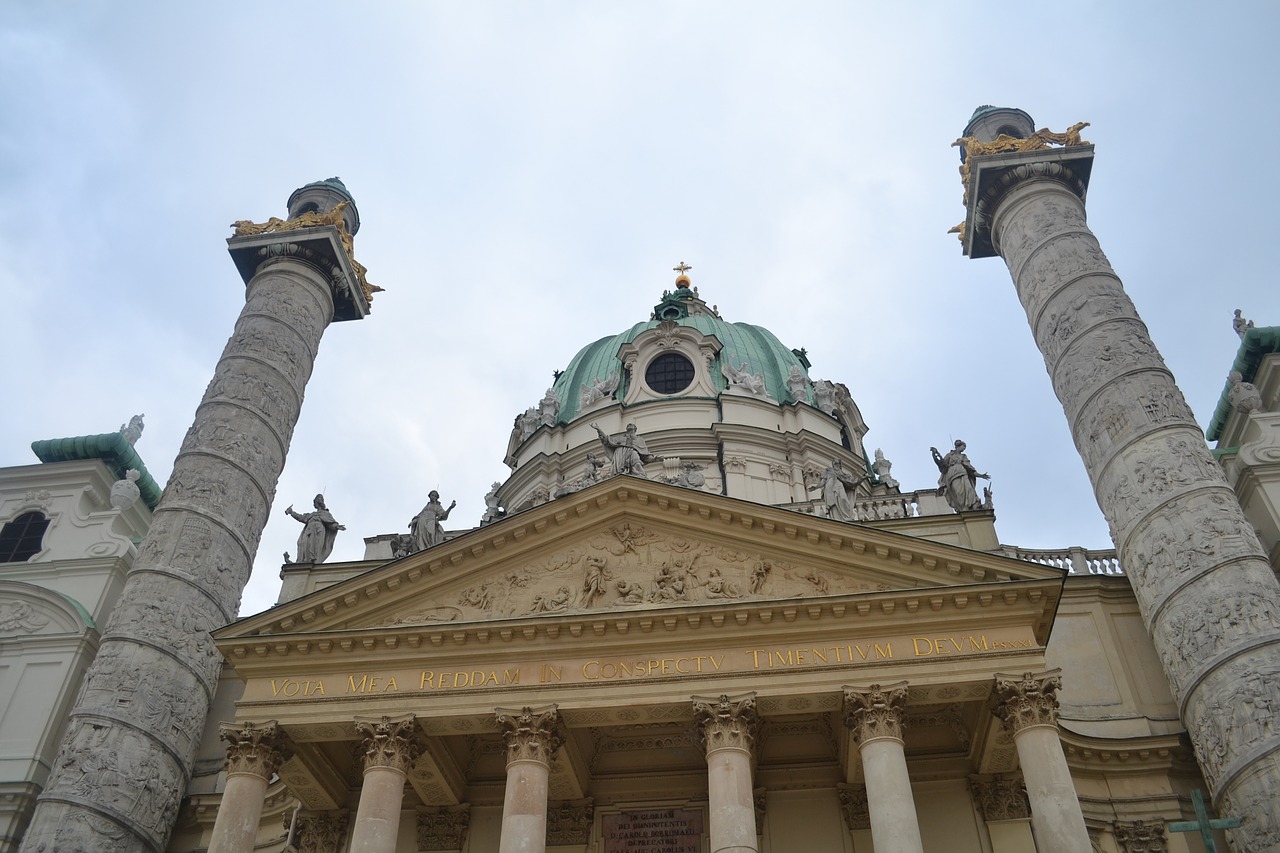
left=0, top=512, right=50, bottom=562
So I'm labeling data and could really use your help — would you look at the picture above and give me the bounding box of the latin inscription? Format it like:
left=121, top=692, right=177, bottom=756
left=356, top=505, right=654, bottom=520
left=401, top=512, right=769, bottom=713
left=603, top=808, right=702, bottom=853
left=249, top=632, right=1035, bottom=701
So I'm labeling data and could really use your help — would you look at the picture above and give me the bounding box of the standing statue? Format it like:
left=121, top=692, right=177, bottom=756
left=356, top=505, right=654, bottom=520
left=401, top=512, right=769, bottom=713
left=872, top=448, right=900, bottom=490
left=1233, top=308, right=1256, bottom=340
left=285, top=494, right=345, bottom=563
left=409, top=490, right=455, bottom=552
left=119, top=414, right=145, bottom=446
left=809, top=459, right=866, bottom=522
left=930, top=440, right=989, bottom=513
left=591, top=423, right=663, bottom=478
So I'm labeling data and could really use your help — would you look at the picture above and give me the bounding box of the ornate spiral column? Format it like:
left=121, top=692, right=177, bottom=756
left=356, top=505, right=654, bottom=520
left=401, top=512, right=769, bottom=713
left=693, top=693, right=759, bottom=853
left=991, top=671, right=1090, bottom=853
left=495, top=705, right=563, bottom=853
left=349, top=715, right=422, bottom=853
left=955, top=108, right=1280, bottom=851
left=206, top=722, right=289, bottom=853
left=843, top=682, right=923, bottom=853
left=19, top=184, right=371, bottom=853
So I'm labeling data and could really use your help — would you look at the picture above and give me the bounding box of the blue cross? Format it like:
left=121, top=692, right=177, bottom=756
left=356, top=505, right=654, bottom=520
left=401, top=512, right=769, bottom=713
left=1167, top=789, right=1241, bottom=853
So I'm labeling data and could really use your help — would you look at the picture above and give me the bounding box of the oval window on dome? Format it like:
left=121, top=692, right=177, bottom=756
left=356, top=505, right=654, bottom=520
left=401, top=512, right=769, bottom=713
left=645, top=352, right=695, bottom=395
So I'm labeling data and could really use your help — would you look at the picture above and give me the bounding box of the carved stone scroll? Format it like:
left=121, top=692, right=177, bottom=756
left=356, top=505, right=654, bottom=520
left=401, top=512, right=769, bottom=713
left=354, top=714, right=422, bottom=775
left=843, top=681, right=909, bottom=744
left=692, top=692, right=759, bottom=755
left=992, top=670, right=1061, bottom=735
left=495, top=704, right=564, bottom=767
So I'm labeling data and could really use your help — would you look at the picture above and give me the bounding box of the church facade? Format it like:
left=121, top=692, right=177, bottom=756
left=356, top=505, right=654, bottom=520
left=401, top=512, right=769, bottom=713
left=2, top=109, right=1279, bottom=853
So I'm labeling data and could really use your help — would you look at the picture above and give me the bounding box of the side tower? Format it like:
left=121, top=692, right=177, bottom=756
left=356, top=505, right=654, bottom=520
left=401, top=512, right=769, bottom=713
left=955, top=107, right=1280, bottom=849
left=18, top=181, right=373, bottom=852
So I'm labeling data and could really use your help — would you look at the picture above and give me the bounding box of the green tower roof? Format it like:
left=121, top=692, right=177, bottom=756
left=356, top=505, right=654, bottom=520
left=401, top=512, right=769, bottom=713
left=30, top=432, right=163, bottom=510
left=1206, top=325, right=1280, bottom=442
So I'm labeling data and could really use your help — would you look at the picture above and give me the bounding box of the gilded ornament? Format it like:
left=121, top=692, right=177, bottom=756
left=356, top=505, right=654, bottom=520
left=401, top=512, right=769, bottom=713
left=952, top=121, right=1090, bottom=203
left=231, top=201, right=383, bottom=302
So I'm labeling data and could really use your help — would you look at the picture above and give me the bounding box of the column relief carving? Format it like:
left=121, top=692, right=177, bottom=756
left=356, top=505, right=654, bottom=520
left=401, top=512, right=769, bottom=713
left=287, top=809, right=348, bottom=853
left=968, top=774, right=1030, bottom=821
left=495, top=704, right=563, bottom=766
left=992, top=670, right=1062, bottom=735
left=416, top=804, right=470, bottom=851
left=843, top=681, right=908, bottom=745
left=546, top=798, right=594, bottom=845
left=835, top=783, right=870, bottom=831
left=692, top=692, right=759, bottom=754
left=1113, top=819, right=1167, bottom=852
left=219, top=720, right=289, bottom=779
left=354, top=714, right=422, bottom=775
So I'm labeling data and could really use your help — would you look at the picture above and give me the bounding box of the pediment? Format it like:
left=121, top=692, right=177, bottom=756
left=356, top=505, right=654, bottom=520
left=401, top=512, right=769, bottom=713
left=221, top=479, right=1063, bottom=642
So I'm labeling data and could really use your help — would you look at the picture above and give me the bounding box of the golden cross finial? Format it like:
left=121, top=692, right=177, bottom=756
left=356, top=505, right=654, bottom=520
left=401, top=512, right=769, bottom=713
left=673, top=261, right=692, bottom=275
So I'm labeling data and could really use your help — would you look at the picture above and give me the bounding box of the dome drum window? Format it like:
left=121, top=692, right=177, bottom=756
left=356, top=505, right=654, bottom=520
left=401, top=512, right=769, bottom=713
left=617, top=320, right=723, bottom=405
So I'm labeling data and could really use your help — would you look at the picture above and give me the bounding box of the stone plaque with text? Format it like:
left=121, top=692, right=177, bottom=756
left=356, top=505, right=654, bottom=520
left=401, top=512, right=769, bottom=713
left=602, top=807, right=703, bottom=853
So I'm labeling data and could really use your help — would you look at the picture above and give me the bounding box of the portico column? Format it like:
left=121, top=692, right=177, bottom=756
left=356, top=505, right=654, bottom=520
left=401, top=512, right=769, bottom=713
left=207, top=721, right=289, bottom=853
left=693, top=692, right=759, bottom=853
left=349, top=714, right=422, bottom=853
left=495, top=704, right=563, bottom=853
left=992, top=670, right=1090, bottom=853
left=843, top=682, right=924, bottom=853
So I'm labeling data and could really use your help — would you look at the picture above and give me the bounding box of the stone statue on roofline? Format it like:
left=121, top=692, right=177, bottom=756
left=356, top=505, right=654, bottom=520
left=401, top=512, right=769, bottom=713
left=580, top=372, right=620, bottom=409
left=480, top=482, right=505, bottom=526
left=722, top=358, right=769, bottom=398
left=409, top=490, right=455, bottom=552
left=872, top=449, right=900, bottom=491
left=1233, top=309, right=1255, bottom=340
left=591, top=422, right=663, bottom=478
left=808, top=459, right=867, bottom=522
left=539, top=388, right=560, bottom=425
left=285, top=494, right=345, bottom=563
left=930, top=440, right=989, bottom=513
left=786, top=365, right=810, bottom=402
left=119, top=414, right=145, bottom=446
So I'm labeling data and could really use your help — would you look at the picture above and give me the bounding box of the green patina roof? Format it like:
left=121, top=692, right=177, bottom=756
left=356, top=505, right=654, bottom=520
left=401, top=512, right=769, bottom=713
left=551, top=302, right=812, bottom=425
left=1206, top=326, right=1280, bottom=442
left=30, top=432, right=164, bottom=510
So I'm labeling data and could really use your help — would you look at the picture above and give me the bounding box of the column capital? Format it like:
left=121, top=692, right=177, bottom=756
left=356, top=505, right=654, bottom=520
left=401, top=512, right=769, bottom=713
left=692, top=692, right=758, bottom=755
left=835, top=783, right=871, bottom=831
left=219, top=719, right=290, bottom=779
left=843, top=681, right=908, bottom=746
left=288, top=809, right=349, bottom=853
left=494, top=704, right=563, bottom=766
left=547, top=798, right=594, bottom=846
left=1113, top=819, right=1168, bottom=852
left=992, top=670, right=1062, bottom=735
left=968, top=774, right=1031, bottom=822
left=354, top=713, right=422, bottom=775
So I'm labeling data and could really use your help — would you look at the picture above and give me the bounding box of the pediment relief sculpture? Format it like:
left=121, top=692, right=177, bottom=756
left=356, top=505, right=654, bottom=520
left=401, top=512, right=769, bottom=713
left=368, top=522, right=889, bottom=627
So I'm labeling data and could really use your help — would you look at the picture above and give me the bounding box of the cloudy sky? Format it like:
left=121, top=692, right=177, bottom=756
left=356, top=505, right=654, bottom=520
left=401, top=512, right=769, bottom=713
left=2, top=3, right=1275, bottom=617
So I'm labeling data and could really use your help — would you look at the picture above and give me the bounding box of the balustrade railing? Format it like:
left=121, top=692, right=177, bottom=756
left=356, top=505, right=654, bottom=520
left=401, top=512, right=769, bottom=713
left=999, top=545, right=1124, bottom=576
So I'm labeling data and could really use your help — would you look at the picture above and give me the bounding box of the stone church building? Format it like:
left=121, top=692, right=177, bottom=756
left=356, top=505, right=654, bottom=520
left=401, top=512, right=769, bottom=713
left=2, top=108, right=1279, bottom=852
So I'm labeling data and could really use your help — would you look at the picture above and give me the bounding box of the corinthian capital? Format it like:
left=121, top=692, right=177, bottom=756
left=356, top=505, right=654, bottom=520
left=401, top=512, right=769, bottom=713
left=219, top=720, right=289, bottom=779
left=692, top=692, right=758, bottom=755
left=495, top=704, right=563, bottom=766
left=354, top=714, right=422, bottom=775
left=992, top=670, right=1062, bottom=735
left=289, top=810, right=349, bottom=853
left=843, top=681, right=908, bottom=745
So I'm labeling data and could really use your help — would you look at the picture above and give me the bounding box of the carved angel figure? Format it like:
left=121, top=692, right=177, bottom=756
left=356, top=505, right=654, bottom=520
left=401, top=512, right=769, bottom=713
left=721, top=358, right=769, bottom=397
left=579, top=372, right=620, bottom=408
left=119, top=413, right=145, bottom=446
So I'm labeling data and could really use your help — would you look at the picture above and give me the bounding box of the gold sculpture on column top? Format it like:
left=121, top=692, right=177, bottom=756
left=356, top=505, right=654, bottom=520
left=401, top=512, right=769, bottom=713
left=951, top=121, right=1091, bottom=204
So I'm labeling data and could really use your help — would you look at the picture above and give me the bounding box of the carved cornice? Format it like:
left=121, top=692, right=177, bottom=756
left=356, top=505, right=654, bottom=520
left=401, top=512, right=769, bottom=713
left=968, top=774, right=1030, bottom=821
left=354, top=714, right=422, bottom=775
left=546, top=798, right=594, bottom=845
left=495, top=705, right=563, bottom=766
left=692, top=692, right=758, bottom=755
left=219, top=720, right=289, bottom=779
left=288, top=809, right=348, bottom=853
left=416, top=804, right=470, bottom=851
left=844, top=681, right=909, bottom=745
left=992, top=670, right=1062, bottom=735
left=836, top=783, right=870, bottom=830
left=1114, top=819, right=1168, bottom=852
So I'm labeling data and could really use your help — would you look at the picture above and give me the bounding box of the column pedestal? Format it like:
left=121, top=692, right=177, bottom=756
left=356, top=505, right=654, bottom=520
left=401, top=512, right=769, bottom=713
left=208, top=722, right=288, bottom=853
left=844, top=683, right=924, bottom=853
left=693, top=693, right=759, bottom=853
left=495, top=705, right=563, bottom=853
left=349, top=715, right=421, bottom=853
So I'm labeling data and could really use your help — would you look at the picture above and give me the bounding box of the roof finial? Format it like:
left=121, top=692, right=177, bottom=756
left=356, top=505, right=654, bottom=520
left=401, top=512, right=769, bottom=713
left=673, top=261, right=692, bottom=275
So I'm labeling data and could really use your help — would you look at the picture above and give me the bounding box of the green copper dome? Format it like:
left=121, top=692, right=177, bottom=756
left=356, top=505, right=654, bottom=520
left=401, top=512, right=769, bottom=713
left=550, top=286, right=813, bottom=425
